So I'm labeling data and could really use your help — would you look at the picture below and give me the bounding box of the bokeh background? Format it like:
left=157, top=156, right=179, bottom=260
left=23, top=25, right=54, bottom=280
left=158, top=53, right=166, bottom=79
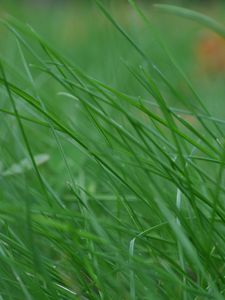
left=1, top=1, right=225, bottom=138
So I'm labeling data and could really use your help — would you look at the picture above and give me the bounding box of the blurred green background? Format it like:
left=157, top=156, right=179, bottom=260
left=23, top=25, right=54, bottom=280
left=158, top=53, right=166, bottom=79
left=2, top=0, right=224, bottom=111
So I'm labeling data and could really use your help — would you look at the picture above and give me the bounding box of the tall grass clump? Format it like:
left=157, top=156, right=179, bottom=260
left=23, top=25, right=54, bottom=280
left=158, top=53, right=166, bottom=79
left=0, top=1, right=225, bottom=299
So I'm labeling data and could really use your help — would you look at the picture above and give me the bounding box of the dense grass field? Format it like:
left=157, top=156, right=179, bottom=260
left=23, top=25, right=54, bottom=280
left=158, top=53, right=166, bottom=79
left=1, top=1, right=225, bottom=299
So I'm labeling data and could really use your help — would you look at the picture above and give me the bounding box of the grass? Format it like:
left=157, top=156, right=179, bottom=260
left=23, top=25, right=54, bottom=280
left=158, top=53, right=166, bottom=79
left=0, top=1, right=225, bottom=299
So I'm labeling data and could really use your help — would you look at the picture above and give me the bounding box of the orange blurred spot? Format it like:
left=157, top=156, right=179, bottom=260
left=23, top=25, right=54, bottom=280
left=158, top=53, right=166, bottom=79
left=196, top=30, right=225, bottom=74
